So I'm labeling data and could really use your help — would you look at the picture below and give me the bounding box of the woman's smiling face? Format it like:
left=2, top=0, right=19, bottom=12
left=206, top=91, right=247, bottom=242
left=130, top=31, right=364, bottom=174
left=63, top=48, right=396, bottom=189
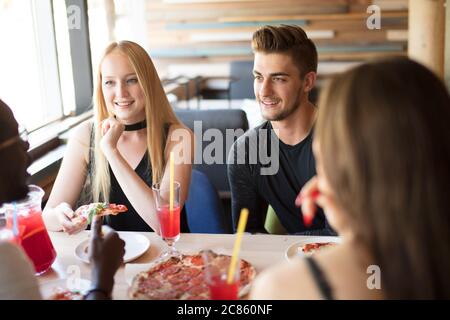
left=101, top=51, right=146, bottom=124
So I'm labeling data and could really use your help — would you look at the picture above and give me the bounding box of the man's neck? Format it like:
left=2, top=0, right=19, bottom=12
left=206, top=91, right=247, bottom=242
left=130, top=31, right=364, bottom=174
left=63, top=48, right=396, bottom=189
left=270, top=99, right=317, bottom=146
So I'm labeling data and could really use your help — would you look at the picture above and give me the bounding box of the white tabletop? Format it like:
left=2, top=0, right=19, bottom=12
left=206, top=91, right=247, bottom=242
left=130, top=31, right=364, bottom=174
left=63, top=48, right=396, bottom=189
left=38, top=231, right=306, bottom=300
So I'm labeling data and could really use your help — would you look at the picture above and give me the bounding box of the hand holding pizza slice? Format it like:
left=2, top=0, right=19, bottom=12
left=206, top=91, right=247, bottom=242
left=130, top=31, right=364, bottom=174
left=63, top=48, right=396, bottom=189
left=72, top=203, right=128, bottom=225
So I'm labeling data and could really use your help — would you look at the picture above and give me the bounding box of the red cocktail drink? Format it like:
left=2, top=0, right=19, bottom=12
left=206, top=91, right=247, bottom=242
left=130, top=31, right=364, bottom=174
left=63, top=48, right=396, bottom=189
left=157, top=205, right=180, bottom=240
left=202, top=251, right=240, bottom=300
left=208, top=276, right=239, bottom=300
left=3, top=185, right=56, bottom=275
left=152, top=181, right=182, bottom=259
left=8, top=208, right=56, bottom=274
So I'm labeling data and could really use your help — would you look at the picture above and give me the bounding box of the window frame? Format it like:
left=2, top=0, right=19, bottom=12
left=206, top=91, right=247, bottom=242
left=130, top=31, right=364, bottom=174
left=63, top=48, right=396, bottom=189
left=66, top=0, right=94, bottom=116
left=27, top=0, right=94, bottom=152
left=33, top=0, right=65, bottom=126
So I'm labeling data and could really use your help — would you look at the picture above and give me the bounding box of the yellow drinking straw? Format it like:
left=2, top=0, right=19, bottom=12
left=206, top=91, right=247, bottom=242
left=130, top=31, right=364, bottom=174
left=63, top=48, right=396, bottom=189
left=169, top=151, right=174, bottom=212
left=227, top=208, right=249, bottom=284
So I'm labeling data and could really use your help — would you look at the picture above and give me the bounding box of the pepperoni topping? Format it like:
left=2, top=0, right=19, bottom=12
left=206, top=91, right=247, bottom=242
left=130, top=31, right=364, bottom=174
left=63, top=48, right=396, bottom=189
left=190, top=275, right=204, bottom=286
left=168, top=271, right=192, bottom=285
left=157, top=257, right=179, bottom=269
left=160, top=265, right=181, bottom=278
left=188, top=283, right=209, bottom=297
left=189, top=255, right=204, bottom=266
left=138, top=277, right=162, bottom=292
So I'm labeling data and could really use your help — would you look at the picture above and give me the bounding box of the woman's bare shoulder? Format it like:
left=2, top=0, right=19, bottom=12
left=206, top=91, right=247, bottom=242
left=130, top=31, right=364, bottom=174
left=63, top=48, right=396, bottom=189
left=313, top=242, right=384, bottom=299
left=250, top=259, right=322, bottom=300
left=68, top=120, right=94, bottom=147
left=167, top=123, right=193, bottom=139
left=166, top=123, right=194, bottom=157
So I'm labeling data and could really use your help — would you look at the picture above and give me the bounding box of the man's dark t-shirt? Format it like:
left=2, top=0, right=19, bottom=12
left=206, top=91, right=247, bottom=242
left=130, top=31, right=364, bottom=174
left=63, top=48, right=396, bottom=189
left=227, top=121, right=334, bottom=235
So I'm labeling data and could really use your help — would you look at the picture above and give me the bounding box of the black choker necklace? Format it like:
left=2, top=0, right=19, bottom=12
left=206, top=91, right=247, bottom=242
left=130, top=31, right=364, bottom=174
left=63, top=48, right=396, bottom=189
left=124, top=120, right=147, bottom=131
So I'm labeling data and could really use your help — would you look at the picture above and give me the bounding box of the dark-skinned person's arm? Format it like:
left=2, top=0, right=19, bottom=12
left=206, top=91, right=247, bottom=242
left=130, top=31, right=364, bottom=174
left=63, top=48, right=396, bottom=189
left=84, top=216, right=125, bottom=300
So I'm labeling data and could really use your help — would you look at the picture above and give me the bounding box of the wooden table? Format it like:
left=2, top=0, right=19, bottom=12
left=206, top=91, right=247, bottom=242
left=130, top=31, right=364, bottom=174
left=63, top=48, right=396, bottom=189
left=38, top=231, right=305, bottom=299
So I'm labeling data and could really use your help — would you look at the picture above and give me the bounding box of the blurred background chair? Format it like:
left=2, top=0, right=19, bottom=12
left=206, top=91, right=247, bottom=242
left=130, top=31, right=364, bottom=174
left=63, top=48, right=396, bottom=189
left=264, top=205, right=287, bottom=235
left=229, top=60, right=255, bottom=100
left=175, top=108, right=249, bottom=222
left=174, top=108, right=249, bottom=199
left=194, top=76, right=238, bottom=109
left=185, top=169, right=232, bottom=233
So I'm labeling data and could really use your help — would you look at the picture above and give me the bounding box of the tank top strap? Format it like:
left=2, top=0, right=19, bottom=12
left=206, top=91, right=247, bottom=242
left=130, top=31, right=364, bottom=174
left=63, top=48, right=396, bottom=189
left=305, top=256, right=334, bottom=300
left=88, top=123, right=95, bottom=174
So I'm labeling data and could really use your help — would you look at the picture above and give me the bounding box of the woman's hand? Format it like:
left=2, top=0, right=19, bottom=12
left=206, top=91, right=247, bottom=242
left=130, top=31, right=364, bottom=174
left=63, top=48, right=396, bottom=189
left=88, top=216, right=125, bottom=299
left=50, top=202, right=88, bottom=235
left=295, top=175, right=342, bottom=228
left=295, top=176, right=321, bottom=226
left=100, top=117, right=124, bottom=156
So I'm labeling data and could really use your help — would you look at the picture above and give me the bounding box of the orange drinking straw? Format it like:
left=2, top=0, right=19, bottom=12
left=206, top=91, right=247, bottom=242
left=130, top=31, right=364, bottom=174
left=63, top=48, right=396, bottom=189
left=169, top=152, right=174, bottom=226
left=227, top=208, right=249, bottom=284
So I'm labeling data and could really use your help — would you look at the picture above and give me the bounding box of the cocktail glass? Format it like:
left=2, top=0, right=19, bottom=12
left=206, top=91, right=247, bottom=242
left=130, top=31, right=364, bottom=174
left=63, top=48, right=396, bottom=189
left=152, top=181, right=181, bottom=259
left=202, top=250, right=240, bottom=300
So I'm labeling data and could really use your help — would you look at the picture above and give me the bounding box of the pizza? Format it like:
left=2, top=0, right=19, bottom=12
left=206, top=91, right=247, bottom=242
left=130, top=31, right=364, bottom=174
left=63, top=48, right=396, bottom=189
left=129, top=251, right=256, bottom=300
left=300, top=242, right=337, bottom=256
left=72, top=203, right=128, bottom=224
left=47, top=288, right=84, bottom=300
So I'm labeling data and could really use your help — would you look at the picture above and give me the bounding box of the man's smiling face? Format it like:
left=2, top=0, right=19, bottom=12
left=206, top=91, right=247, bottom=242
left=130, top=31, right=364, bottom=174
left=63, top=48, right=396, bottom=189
left=253, top=52, right=305, bottom=121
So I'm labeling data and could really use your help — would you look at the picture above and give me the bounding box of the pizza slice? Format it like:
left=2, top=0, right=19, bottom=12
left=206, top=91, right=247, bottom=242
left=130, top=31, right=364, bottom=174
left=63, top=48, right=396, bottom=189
left=72, top=202, right=128, bottom=225
left=48, top=288, right=84, bottom=300
left=300, top=242, right=336, bottom=256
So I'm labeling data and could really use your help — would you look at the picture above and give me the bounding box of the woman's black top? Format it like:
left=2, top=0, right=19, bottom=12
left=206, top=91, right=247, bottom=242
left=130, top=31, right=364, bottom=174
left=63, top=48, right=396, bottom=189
left=86, top=124, right=189, bottom=232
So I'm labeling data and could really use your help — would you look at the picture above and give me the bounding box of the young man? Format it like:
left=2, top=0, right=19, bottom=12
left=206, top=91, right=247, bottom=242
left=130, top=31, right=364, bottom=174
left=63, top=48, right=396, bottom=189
left=227, top=25, right=333, bottom=235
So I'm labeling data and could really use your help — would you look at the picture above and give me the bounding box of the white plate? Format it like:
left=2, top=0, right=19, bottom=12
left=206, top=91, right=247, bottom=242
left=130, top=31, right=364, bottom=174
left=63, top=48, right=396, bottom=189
left=40, top=278, right=91, bottom=300
left=75, top=232, right=150, bottom=264
left=285, top=236, right=341, bottom=261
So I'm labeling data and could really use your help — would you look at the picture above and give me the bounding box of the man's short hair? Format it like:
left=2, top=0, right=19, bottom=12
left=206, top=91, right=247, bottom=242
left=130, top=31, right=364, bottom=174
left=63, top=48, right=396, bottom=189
left=251, top=25, right=318, bottom=77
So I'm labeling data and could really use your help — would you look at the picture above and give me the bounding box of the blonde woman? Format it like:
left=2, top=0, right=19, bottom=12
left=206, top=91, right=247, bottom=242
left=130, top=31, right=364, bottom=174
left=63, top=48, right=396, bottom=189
left=250, top=58, right=450, bottom=299
left=43, top=41, right=193, bottom=233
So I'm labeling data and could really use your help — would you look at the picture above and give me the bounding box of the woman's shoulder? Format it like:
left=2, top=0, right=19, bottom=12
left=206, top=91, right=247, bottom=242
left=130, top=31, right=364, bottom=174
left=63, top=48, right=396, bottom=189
left=250, top=258, right=322, bottom=300
left=0, top=242, right=41, bottom=299
left=166, top=123, right=194, bottom=148
left=0, top=242, right=34, bottom=273
left=313, top=242, right=384, bottom=299
left=167, top=123, right=193, bottom=139
left=0, top=241, right=25, bottom=259
left=68, top=120, right=94, bottom=146
left=0, top=241, right=34, bottom=276
left=74, top=119, right=94, bottom=136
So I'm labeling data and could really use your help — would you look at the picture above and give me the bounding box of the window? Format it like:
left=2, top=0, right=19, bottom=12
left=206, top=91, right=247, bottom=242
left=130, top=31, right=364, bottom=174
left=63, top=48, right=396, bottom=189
left=53, top=0, right=77, bottom=117
left=87, top=0, right=148, bottom=79
left=0, top=0, right=68, bottom=131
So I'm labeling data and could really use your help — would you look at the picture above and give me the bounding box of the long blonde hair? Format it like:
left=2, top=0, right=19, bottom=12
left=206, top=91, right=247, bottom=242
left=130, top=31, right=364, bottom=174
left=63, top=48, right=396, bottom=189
left=316, top=57, right=450, bottom=298
left=92, top=41, right=180, bottom=202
